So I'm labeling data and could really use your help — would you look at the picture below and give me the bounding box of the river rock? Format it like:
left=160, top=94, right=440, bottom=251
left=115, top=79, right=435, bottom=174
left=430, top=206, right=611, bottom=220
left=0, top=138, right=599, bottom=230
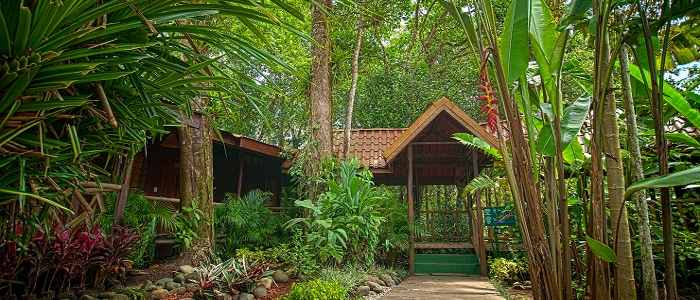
left=253, top=286, right=267, bottom=298
left=357, top=286, right=371, bottom=296
left=179, top=265, right=195, bottom=274
left=165, top=281, right=181, bottom=290
left=155, top=277, right=173, bottom=286
left=257, top=277, right=273, bottom=289
left=272, top=270, right=289, bottom=283
left=109, top=294, right=129, bottom=300
left=367, top=281, right=383, bottom=293
left=238, top=293, right=254, bottom=300
left=215, top=292, right=234, bottom=300
left=184, top=271, right=200, bottom=282
left=149, top=288, right=169, bottom=300
left=380, top=274, right=395, bottom=286
left=174, top=273, right=186, bottom=283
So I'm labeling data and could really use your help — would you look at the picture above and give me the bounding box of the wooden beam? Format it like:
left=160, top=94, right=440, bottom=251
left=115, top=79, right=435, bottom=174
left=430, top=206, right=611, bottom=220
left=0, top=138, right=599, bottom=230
left=144, top=195, right=181, bottom=204
left=114, top=155, right=134, bottom=226
left=415, top=242, right=474, bottom=249
left=473, top=154, right=488, bottom=276
left=410, top=141, right=462, bottom=145
left=237, top=160, right=244, bottom=197
left=407, top=144, right=415, bottom=275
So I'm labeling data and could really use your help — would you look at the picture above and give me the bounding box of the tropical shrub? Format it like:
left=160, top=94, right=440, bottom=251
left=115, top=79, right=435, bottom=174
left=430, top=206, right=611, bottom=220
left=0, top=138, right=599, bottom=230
left=99, top=192, right=204, bottom=266
left=375, top=187, right=409, bottom=265
left=193, top=256, right=272, bottom=296
left=215, top=190, right=288, bottom=257
left=287, top=159, right=386, bottom=267
left=0, top=224, right=138, bottom=297
left=489, top=256, right=529, bottom=285
left=235, top=231, right=321, bottom=277
left=316, top=267, right=366, bottom=291
left=284, top=279, right=347, bottom=300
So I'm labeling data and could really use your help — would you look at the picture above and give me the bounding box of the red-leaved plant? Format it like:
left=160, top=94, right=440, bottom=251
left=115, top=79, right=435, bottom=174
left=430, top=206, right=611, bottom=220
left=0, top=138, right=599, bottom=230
left=0, top=222, right=139, bottom=297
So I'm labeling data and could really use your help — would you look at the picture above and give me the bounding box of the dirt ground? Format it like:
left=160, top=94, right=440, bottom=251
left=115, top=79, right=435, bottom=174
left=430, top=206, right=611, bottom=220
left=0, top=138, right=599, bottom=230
left=380, top=276, right=503, bottom=299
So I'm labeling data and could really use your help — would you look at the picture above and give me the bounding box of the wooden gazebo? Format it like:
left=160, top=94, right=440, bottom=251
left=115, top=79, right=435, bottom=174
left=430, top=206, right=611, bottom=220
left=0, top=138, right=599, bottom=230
left=333, top=97, right=498, bottom=275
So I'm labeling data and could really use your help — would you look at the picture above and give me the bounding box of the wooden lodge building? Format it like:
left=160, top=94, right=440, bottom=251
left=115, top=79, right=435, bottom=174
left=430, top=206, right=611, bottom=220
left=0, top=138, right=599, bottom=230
left=332, top=97, right=501, bottom=276
left=127, top=97, right=504, bottom=274
left=130, top=120, right=288, bottom=208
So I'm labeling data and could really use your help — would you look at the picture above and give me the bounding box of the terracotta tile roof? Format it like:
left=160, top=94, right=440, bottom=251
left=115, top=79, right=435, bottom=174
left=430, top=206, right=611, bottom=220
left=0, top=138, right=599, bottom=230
left=332, top=129, right=405, bottom=168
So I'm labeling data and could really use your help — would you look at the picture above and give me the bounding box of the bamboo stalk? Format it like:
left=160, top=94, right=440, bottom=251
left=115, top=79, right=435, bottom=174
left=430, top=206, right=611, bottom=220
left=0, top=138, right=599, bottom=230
left=94, top=83, right=118, bottom=128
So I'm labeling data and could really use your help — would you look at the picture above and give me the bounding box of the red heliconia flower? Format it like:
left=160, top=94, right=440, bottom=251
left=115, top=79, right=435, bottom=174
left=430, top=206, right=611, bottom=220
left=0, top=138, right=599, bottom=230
left=478, top=49, right=499, bottom=133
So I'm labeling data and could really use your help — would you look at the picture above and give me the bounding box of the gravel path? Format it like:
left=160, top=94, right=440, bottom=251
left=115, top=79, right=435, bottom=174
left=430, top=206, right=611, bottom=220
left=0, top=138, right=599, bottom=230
left=379, top=276, right=503, bottom=300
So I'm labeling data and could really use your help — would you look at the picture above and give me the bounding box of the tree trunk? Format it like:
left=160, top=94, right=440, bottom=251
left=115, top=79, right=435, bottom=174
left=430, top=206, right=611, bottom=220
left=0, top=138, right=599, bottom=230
left=637, top=2, right=677, bottom=297
left=603, top=89, right=636, bottom=300
left=620, top=45, right=659, bottom=300
left=310, top=0, right=334, bottom=159
left=343, top=16, right=363, bottom=158
left=178, top=111, right=214, bottom=265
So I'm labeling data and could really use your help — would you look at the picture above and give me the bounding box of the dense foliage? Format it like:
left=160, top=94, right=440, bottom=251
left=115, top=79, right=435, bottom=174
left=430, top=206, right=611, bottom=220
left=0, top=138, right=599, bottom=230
left=284, top=279, right=347, bottom=300
left=214, top=190, right=289, bottom=257
left=287, top=159, right=394, bottom=267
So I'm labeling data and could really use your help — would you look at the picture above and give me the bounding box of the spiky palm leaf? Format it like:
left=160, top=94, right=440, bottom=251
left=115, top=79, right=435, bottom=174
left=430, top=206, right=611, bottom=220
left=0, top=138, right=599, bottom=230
left=0, top=1, right=301, bottom=217
left=464, top=174, right=499, bottom=195
left=453, top=132, right=502, bottom=160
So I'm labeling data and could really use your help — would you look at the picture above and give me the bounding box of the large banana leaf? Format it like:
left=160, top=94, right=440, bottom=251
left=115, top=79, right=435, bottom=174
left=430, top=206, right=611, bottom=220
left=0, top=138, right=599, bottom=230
left=625, top=165, right=700, bottom=199
left=536, top=95, right=592, bottom=156
left=627, top=63, right=700, bottom=130
left=499, top=0, right=530, bottom=85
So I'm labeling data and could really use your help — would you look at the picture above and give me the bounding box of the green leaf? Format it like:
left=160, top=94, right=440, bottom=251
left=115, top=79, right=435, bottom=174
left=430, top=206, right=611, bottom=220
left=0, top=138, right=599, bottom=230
left=499, top=0, right=530, bottom=85
left=536, top=95, right=592, bottom=155
left=13, top=6, right=31, bottom=55
left=0, top=188, right=73, bottom=213
left=558, top=0, right=592, bottom=29
left=453, top=133, right=502, bottom=160
left=562, top=138, right=585, bottom=165
left=627, top=63, right=700, bottom=130
left=0, top=6, right=11, bottom=56
left=666, top=132, right=700, bottom=149
left=625, top=165, right=700, bottom=199
left=440, top=0, right=479, bottom=54
left=586, top=236, right=616, bottom=263
left=529, top=0, right=556, bottom=62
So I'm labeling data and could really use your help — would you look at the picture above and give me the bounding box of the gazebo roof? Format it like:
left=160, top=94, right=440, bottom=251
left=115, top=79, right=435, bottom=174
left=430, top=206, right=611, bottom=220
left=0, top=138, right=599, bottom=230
left=333, top=97, right=497, bottom=175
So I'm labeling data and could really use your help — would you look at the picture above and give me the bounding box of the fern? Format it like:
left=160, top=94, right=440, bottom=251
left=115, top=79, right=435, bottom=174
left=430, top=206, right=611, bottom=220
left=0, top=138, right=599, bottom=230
left=453, top=132, right=502, bottom=160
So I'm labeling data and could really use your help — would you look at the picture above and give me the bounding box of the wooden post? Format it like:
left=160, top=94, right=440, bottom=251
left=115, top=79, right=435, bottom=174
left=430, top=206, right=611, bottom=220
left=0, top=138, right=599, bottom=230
left=408, top=144, right=415, bottom=275
left=114, top=154, right=135, bottom=226
left=237, top=160, right=244, bottom=197
left=473, top=154, right=488, bottom=276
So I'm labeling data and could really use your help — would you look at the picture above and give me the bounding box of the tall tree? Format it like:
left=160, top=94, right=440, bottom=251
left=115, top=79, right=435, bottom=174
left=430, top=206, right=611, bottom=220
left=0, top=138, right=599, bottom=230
left=589, top=0, right=613, bottom=297
left=310, top=0, right=334, bottom=159
left=637, top=1, right=678, bottom=298
left=344, top=15, right=364, bottom=158
left=620, top=45, right=658, bottom=300
left=178, top=25, right=215, bottom=263
left=603, top=87, right=636, bottom=300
